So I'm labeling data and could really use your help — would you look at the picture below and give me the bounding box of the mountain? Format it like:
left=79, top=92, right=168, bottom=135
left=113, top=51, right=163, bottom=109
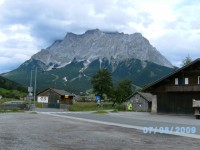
left=32, top=29, right=173, bottom=70
left=2, top=29, right=175, bottom=94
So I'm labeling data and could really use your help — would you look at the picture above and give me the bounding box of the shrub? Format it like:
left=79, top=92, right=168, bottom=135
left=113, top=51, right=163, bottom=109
left=114, top=103, right=126, bottom=111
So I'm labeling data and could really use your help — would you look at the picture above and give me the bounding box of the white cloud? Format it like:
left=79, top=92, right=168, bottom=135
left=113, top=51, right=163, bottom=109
left=0, top=0, right=4, bottom=5
left=0, top=0, right=200, bottom=73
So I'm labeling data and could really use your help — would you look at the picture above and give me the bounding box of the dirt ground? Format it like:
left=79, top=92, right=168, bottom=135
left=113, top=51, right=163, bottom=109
left=0, top=113, right=199, bottom=150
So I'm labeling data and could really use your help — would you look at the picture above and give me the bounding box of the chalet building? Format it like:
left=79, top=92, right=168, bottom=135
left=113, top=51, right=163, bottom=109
left=37, top=88, right=74, bottom=109
left=144, top=58, right=200, bottom=114
left=125, top=92, right=153, bottom=112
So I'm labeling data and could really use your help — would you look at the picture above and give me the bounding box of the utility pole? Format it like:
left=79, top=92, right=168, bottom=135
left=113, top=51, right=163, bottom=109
left=28, top=70, right=33, bottom=100
left=33, top=67, right=37, bottom=110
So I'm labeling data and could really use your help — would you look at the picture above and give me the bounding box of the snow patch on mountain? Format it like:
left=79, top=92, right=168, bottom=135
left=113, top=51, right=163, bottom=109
left=32, top=29, right=173, bottom=70
left=63, top=77, right=68, bottom=82
left=79, top=59, right=91, bottom=73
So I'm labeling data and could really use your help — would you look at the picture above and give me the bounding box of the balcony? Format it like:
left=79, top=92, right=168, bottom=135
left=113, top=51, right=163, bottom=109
left=166, top=85, right=200, bottom=92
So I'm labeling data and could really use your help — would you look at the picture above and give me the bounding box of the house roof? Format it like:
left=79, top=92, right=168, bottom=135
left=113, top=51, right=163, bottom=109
left=37, top=88, right=74, bottom=96
left=51, top=88, right=74, bottom=96
left=125, top=91, right=153, bottom=102
left=137, top=92, right=153, bottom=102
left=144, top=58, right=200, bottom=91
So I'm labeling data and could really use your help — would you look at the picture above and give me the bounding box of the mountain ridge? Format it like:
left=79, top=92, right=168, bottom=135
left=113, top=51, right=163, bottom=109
left=2, top=29, right=175, bottom=94
left=31, top=29, right=173, bottom=71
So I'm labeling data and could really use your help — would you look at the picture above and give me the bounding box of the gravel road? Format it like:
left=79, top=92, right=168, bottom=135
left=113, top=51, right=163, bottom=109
left=0, top=113, right=199, bottom=150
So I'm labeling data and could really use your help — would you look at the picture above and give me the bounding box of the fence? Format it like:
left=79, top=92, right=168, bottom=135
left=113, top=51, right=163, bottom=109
left=0, top=104, right=31, bottom=111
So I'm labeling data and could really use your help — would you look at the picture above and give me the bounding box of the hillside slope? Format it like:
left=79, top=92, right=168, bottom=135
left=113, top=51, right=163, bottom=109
left=0, top=76, right=27, bottom=98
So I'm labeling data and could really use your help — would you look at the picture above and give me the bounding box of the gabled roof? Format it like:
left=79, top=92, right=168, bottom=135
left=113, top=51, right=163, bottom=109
left=137, top=92, right=153, bottom=102
left=144, top=58, right=200, bottom=91
left=51, top=88, right=74, bottom=96
left=37, top=88, right=74, bottom=96
left=125, top=91, right=153, bottom=102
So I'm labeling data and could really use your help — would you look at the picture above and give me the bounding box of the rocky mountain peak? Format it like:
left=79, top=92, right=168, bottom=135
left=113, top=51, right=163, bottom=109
left=32, top=29, right=173, bottom=70
left=85, top=29, right=101, bottom=34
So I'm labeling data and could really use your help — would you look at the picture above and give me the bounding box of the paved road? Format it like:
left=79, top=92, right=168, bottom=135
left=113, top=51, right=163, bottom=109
left=37, top=110, right=200, bottom=139
left=0, top=113, right=200, bottom=150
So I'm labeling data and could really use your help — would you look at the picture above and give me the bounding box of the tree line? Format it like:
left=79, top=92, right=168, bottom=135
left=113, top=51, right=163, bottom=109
left=91, top=69, right=132, bottom=106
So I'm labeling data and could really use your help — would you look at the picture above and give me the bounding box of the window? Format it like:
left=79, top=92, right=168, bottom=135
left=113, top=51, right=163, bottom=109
left=175, top=78, right=178, bottom=85
left=198, top=76, right=200, bottom=84
left=185, top=78, right=189, bottom=85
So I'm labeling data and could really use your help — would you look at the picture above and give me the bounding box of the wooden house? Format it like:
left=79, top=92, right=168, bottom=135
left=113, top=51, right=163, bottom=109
left=37, top=88, right=74, bottom=108
left=126, top=91, right=153, bottom=112
left=144, top=58, right=200, bottom=114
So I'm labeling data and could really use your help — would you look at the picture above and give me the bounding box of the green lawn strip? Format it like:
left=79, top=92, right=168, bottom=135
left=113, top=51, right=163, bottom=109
left=0, top=109, right=24, bottom=113
left=0, top=98, right=20, bottom=104
left=29, top=112, right=37, bottom=114
left=68, top=102, right=113, bottom=111
left=68, top=102, right=128, bottom=112
left=93, top=110, right=108, bottom=114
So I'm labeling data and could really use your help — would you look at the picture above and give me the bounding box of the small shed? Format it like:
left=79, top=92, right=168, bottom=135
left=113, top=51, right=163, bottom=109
left=126, top=91, right=153, bottom=112
left=37, top=88, right=74, bottom=108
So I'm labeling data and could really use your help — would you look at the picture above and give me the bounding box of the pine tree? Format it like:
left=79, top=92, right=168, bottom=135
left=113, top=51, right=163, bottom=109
left=113, top=79, right=132, bottom=104
left=181, top=55, right=192, bottom=67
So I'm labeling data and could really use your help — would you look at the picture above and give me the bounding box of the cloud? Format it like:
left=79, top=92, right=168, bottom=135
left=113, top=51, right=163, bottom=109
left=0, top=0, right=200, bottom=73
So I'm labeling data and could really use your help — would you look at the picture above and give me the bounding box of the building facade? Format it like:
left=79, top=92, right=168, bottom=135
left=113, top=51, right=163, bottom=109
left=37, top=88, right=74, bottom=108
left=126, top=92, right=153, bottom=112
left=145, top=59, right=200, bottom=114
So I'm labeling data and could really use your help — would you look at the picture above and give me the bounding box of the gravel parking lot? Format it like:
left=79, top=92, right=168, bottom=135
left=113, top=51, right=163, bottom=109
left=0, top=113, right=199, bottom=150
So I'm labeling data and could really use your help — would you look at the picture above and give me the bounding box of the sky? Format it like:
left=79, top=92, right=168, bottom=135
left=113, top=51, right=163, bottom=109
left=0, top=0, right=200, bottom=73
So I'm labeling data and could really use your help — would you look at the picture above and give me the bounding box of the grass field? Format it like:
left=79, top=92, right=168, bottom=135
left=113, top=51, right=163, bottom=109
left=0, top=98, right=20, bottom=104
left=68, top=102, right=113, bottom=111
left=68, top=102, right=127, bottom=111
left=0, top=110, right=24, bottom=113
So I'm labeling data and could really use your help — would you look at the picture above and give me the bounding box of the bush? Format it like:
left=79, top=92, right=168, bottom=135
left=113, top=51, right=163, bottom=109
left=114, top=103, right=126, bottom=111
left=102, top=102, right=113, bottom=109
left=35, top=102, right=42, bottom=108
